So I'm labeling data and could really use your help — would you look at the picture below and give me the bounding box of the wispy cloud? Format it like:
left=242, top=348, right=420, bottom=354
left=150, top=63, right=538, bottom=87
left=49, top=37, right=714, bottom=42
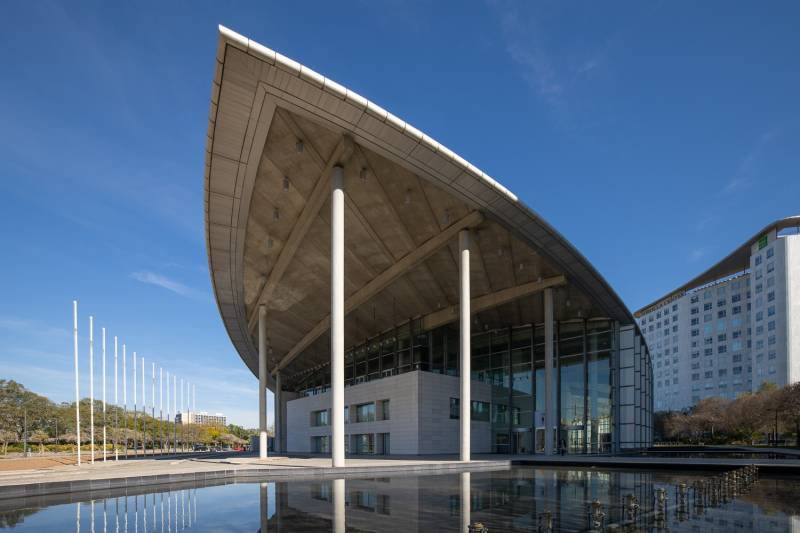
left=490, top=1, right=564, bottom=109
left=688, top=247, right=708, bottom=262
left=725, top=129, right=779, bottom=194
left=0, top=317, right=69, bottom=338
left=131, top=271, right=206, bottom=300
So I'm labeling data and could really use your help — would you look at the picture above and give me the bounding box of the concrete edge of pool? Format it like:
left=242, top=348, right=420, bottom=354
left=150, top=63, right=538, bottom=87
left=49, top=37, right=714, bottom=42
left=0, top=458, right=511, bottom=501
left=3, top=454, right=799, bottom=503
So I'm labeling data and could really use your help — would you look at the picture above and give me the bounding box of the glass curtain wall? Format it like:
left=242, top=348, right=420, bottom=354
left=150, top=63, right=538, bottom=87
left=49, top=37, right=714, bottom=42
left=291, top=316, right=638, bottom=454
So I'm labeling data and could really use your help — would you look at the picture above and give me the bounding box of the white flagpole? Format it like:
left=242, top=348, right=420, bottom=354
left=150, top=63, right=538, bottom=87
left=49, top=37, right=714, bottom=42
left=141, top=356, right=146, bottom=456
left=114, top=336, right=118, bottom=461
left=180, top=378, right=184, bottom=452
left=166, top=370, right=171, bottom=453
left=151, top=363, right=155, bottom=457
left=89, top=315, right=95, bottom=464
left=159, top=368, right=163, bottom=455
left=173, top=375, right=177, bottom=453
left=133, top=351, right=137, bottom=456
left=122, top=344, right=127, bottom=459
left=73, top=301, right=81, bottom=466
left=102, top=327, right=107, bottom=462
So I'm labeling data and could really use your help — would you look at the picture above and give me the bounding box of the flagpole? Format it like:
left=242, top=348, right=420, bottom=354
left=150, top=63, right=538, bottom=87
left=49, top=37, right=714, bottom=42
left=159, top=368, right=164, bottom=455
left=73, top=301, right=81, bottom=466
left=173, top=375, right=177, bottom=453
left=89, top=315, right=95, bottom=464
left=151, top=363, right=155, bottom=458
left=166, top=371, right=171, bottom=454
left=122, top=344, right=127, bottom=459
left=133, top=351, right=137, bottom=457
left=180, top=378, right=184, bottom=452
left=114, top=336, right=118, bottom=461
left=141, top=356, right=146, bottom=457
left=102, top=327, right=107, bottom=462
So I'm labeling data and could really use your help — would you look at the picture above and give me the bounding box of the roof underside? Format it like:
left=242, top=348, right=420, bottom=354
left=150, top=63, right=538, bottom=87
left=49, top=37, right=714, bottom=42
left=205, top=27, right=636, bottom=390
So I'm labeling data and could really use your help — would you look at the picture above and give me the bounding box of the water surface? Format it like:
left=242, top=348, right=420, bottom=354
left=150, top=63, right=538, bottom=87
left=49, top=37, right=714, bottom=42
left=2, top=466, right=798, bottom=531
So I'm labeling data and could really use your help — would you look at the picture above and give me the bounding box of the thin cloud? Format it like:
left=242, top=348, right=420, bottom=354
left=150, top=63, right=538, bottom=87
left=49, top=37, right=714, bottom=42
left=724, top=129, right=779, bottom=194
left=131, top=271, right=205, bottom=300
left=689, top=247, right=708, bottom=262
left=0, top=317, right=69, bottom=338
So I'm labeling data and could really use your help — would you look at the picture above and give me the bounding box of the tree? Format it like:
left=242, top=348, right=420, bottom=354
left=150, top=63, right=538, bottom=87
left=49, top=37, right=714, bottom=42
left=778, top=382, right=800, bottom=448
left=29, top=430, right=49, bottom=454
left=0, top=429, right=17, bottom=455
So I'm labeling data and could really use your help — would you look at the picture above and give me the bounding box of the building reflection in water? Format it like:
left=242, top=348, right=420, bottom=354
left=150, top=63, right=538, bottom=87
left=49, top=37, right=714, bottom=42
left=53, top=469, right=798, bottom=532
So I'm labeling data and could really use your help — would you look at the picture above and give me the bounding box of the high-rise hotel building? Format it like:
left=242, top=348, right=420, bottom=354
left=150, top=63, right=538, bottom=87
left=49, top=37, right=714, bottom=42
left=636, top=218, right=800, bottom=411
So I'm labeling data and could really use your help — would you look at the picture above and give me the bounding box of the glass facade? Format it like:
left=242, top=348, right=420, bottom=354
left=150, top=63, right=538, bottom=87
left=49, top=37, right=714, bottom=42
left=292, top=317, right=653, bottom=454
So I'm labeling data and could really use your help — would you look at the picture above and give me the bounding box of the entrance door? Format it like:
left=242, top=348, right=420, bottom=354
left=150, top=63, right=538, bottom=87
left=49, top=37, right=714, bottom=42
left=512, top=429, right=532, bottom=454
left=534, top=428, right=545, bottom=453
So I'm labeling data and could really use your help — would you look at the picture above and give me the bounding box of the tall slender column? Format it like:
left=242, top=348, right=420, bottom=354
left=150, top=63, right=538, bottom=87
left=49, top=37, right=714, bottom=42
left=544, top=287, right=555, bottom=455
left=459, top=229, right=471, bottom=462
left=258, top=304, right=268, bottom=459
left=275, top=371, right=282, bottom=454
left=331, top=164, right=345, bottom=468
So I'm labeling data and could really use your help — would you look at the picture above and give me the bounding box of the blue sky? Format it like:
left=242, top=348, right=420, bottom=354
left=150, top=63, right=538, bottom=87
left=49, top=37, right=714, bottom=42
left=1, top=1, right=798, bottom=427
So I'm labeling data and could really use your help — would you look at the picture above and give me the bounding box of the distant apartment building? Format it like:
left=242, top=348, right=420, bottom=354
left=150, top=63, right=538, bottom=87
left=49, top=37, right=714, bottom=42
left=175, top=411, right=227, bottom=426
left=636, top=218, right=800, bottom=411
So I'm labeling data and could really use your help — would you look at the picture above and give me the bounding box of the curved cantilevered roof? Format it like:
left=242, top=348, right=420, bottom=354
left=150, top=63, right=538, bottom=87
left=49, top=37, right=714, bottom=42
left=204, top=26, right=638, bottom=388
left=636, top=216, right=800, bottom=316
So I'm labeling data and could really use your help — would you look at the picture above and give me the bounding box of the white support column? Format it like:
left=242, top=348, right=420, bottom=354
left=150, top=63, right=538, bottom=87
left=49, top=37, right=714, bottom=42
left=275, top=371, right=282, bottom=454
left=460, top=471, right=471, bottom=532
left=258, top=304, right=268, bottom=459
left=333, top=478, right=345, bottom=533
left=331, top=164, right=345, bottom=468
left=544, top=287, right=555, bottom=455
left=459, top=229, right=471, bottom=462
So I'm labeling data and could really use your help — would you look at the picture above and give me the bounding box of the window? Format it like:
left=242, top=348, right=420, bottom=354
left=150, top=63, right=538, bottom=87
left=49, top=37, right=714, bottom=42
left=449, top=398, right=459, bottom=419
left=718, top=310, right=727, bottom=318
left=768, top=291, right=775, bottom=302
left=733, top=367, right=742, bottom=375
left=732, top=294, right=741, bottom=303
left=355, top=402, right=376, bottom=423
left=691, top=295, right=699, bottom=304
left=704, top=303, right=712, bottom=311
left=450, top=398, right=491, bottom=421
left=767, top=262, right=774, bottom=273
left=691, top=307, right=699, bottom=315
left=768, top=306, right=776, bottom=317
left=312, top=435, right=330, bottom=453
left=704, top=371, right=713, bottom=379
left=380, top=399, right=390, bottom=420
left=691, top=318, right=699, bottom=326
left=769, top=351, right=776, bottom=360
left=312, top=409, right=329, bottom=427
left=768, top=321, right=775, bottom=332
left=717, top=299, right=726, bottom=307
left=733, top=354, right=742, bottom=362
left=755, top=255, right=762, bottom=266
left=672, top=304, right=678, bottom=312
left=704, top=314, right=712, bottom=323
left=692, top=329, right=699, bottom=337
left=692, top=373, right=700, bottom=381
left=718, top=345, right=727, bottom=354
left=767, top=247, right=774, bottom=259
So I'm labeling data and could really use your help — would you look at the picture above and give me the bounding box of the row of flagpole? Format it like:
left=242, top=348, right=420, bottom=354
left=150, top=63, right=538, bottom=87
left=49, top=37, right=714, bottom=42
left=72, top=300, right=198, bottom=466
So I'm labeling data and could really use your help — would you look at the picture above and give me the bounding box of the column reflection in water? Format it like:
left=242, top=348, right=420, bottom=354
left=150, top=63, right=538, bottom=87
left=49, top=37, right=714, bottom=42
left=160, top=493, right=164, bottom=533
left=260, top=482, right=268, bottom=533
left=181, top=490, right=185, bottom=530
left=91, top=500, right=95, bottom=533
left=103, top=500, right=107, bottom=533
left=76, top=502, right=81, bottom=533
left=193, top=488, right=197, bottom=524
left=187, top=489, right=191, bottom=528
left=167, top=491, right=171, bottom=533
left=115, top=497, right=119, bottom=533
left=460, top=472, right=471, bottom=533
left=173, top=492, right=178, bottom=532
left=124, top=493, right=128, bottom=533
left=332, top=478, right=345, bottom=533
left=134, top=495, right=138, bottom=533
left=143, top=491, right=147, bottom=533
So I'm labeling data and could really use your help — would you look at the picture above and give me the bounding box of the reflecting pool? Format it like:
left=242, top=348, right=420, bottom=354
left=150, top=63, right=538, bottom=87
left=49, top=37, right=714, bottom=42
left=2, top=466, right=798, bottom=531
